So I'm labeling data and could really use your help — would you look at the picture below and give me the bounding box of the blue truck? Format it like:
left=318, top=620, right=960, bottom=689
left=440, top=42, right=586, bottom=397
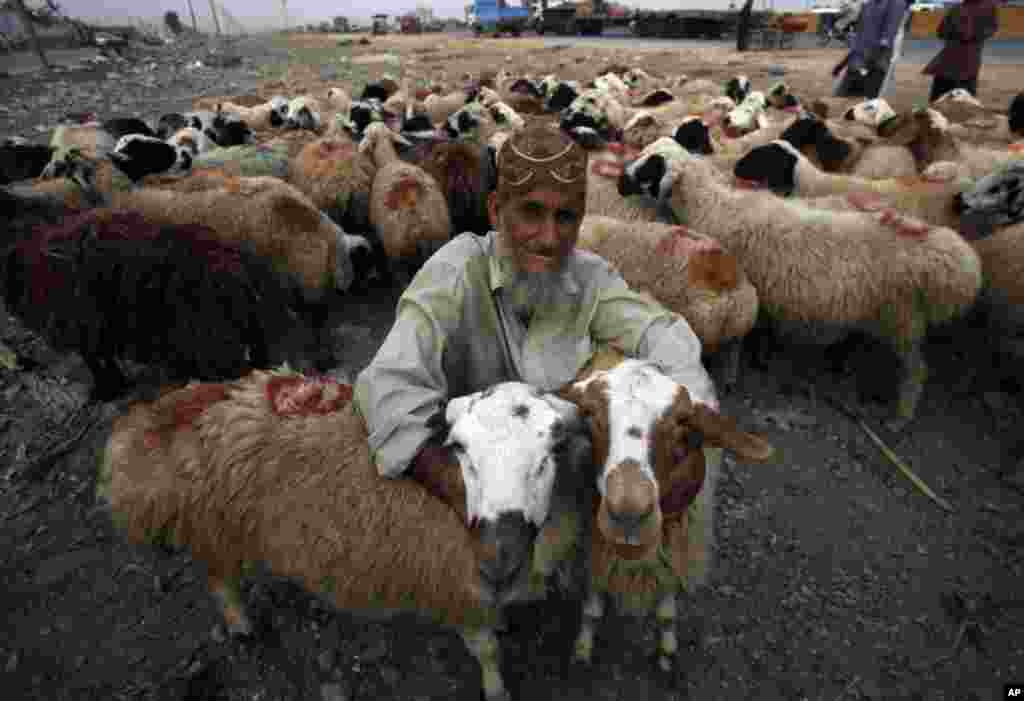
left=471, top=0, right=531, bottom=36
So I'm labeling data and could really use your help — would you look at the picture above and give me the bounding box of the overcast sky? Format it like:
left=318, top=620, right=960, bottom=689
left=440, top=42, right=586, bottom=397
left=54, top=0, right=812, bottom=29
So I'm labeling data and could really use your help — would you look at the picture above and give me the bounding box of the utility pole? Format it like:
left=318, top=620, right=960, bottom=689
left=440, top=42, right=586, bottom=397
left=280, top=0, right=288, bottom=31
left=186, top=0, right=198, bottom=32
left=12, top=0, right=50, bottom=73
left=208, top=0, right=222, bottom=35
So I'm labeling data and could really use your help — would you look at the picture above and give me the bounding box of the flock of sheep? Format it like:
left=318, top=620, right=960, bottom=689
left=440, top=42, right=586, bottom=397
left=1, top=53, right=1023, bottom=701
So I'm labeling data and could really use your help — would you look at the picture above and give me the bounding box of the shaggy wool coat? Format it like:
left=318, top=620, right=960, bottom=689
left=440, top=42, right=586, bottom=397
left=355, top=231, right=714, bottom=477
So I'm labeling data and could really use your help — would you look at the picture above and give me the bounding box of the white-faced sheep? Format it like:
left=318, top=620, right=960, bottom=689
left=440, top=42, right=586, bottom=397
left=733, top=140, right=971, bottom=232
left=0, top=205, right=310, bottom=400
left=558, top=350, right=773, bottom=672
left=619, top=137, right=984, bottom=428
left=720, top=90, right=768, bottom=138
left=577, top=215, right=759, bottom=391
left=360, top=122, right=452, bottom=285
left=560, top=88, right=632, bottom=148
left=98, top=368, right=594, bottom=701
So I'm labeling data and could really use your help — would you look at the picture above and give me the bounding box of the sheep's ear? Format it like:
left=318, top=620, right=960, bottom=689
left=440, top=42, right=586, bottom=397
left=445, top=395, right=475, bottom=427
left=690, top=404, right=774, bottom=463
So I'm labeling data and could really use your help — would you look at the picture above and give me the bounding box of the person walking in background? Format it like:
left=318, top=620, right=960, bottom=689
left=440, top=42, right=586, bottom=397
left=736, top=0, right=756, bottom=52
left=922, top=0, right=1000, bottom=102
left=832, top=0, right=909, bottom=99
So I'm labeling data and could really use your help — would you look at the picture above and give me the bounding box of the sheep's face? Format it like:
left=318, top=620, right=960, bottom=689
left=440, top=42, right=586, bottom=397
left=565, top=360, right=713, bottom=554
left=286, top=104, right=321, bottom=132
left=445, top=105, right=482, bottom=140
left=508, top=77, right=543, bottom=99
left=733, top=141, right=799, bottom=195
left=545, top=82, right=579, bottom=114
left=842, top=98, right=895, bottom=128
left=723, top=91, right=768, bottom=137
left=673, top=118, right=714, bottom=156
left=268, top=96, right=290, bottom=128
left=156, top=113, right=189, bottom=140
left=955, top=162, right=1024, bottom=239
left=445, top=383, right=583, bottom=601
left=210, top=114, right=254, bottom=147
left=619, top=151, right=673, bottom=201
left=561, top=92, right=610, bottom=136
left=724, top=75, right=751, bottom=105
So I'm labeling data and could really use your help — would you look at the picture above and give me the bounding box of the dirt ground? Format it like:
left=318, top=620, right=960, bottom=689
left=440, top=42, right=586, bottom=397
left=2, top=32, right=1023, bottom=701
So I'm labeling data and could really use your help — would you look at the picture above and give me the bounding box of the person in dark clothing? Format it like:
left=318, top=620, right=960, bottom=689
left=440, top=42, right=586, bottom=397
left=736, top=0, right=755, bottom=52
left=922, top=0, right=1000, bottom=103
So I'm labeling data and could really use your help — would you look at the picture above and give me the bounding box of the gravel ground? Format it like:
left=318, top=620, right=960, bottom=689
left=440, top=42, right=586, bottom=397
left=1, top=31, right=1022, bottom=701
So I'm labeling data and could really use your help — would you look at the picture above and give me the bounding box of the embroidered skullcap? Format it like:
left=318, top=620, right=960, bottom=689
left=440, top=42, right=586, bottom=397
left=495, top=124, right=588, bottom=205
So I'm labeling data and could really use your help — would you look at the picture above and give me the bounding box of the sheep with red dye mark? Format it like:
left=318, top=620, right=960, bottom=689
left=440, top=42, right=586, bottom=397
left=577, top=216, right=759, bottom=392
left=558, top=349, right=773, bottom=673
left=98, top=368, right=594, bottom=701
left=620, top=137, right=984, bottom=430
left=360, top=122, right=452, bottom=287
left=0, top=206, right=309, bottom=400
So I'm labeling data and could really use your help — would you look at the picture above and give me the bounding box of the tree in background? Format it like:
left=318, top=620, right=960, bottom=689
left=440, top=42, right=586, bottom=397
left=164, top=10, right=184, bottom=34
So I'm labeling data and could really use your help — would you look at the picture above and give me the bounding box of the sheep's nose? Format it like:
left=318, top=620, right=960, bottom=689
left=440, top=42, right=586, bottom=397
left=609, top=504, right=655, bottom=533
left=618, top=171, right=642, bottom=197
left=477, top=512, right=537, bottom=593
left=952, top=192, right=966, bottom=214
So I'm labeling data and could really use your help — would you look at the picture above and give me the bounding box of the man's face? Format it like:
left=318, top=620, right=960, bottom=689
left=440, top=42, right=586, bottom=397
left=488, top=188, right=583, bottom=273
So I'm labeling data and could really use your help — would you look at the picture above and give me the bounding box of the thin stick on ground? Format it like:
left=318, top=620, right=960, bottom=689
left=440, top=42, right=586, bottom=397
left=831, top=674, right=861, bottom=701
left=824, top=394, right=954, bottom=513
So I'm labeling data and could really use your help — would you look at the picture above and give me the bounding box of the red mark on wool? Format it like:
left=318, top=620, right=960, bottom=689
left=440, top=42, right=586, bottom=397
left=845, top=191, right=887, bottom=213
left=656, top=226, right=721, bottom=258
left=319, top=140, right=355, bottom=158
left=1009, top=141, right=1024, bottom=154
left=173, top=383, right=231, bottom=428
left=732, top=177, right=765, bottom=191
left=266, top=375, right=353, bottom=417
left=722, top=124, right=743, bottom=140
left=879, top=209, right=931, bottom=238
left=384, top=177, right=423, bottom=209
left=414, top=88, right=432, bottom=101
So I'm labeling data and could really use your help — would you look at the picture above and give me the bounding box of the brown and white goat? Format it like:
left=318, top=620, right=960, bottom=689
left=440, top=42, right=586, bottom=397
left=559, top=350, right=773, bottom=672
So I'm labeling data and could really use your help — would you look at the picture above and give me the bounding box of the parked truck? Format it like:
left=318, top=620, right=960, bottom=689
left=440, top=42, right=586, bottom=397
left=472, top=0, right=531, bottom=36
left=540, top=0, right=758, bottom=38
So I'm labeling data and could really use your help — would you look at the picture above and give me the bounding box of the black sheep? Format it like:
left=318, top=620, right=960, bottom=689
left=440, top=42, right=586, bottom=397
left=0, top=206, right=312, bottom=401
left=0, top=143, right=55, bottom=185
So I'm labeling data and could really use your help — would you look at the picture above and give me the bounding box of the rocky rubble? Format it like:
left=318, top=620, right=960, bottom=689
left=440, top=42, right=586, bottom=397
left=0, top=35, right=290, bottom=143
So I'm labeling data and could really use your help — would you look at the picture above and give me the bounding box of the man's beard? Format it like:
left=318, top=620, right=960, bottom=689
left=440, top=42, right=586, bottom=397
left=506, top=269, right=569, bottom=325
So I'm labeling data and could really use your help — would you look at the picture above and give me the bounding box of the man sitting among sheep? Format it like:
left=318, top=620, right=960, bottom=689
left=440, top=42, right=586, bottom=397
left=355, top=123, right=716, bottom=498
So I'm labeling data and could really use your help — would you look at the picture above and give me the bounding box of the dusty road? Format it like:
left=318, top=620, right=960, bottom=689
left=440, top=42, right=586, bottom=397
left=1, top=31, right=1022, bottom=701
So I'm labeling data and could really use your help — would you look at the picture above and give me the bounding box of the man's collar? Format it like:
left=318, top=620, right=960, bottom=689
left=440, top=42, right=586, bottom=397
left=486, top=231, right=582, bottom=296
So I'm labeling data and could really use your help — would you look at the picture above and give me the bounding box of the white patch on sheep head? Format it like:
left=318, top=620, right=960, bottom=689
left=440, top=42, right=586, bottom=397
left=572, top=360, right=681, bottom=498
left=444, top=383, right=580, bottom=530
left=846, top=98, right=895, bottom=128
left=619, top=137, right=688, bottom=200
